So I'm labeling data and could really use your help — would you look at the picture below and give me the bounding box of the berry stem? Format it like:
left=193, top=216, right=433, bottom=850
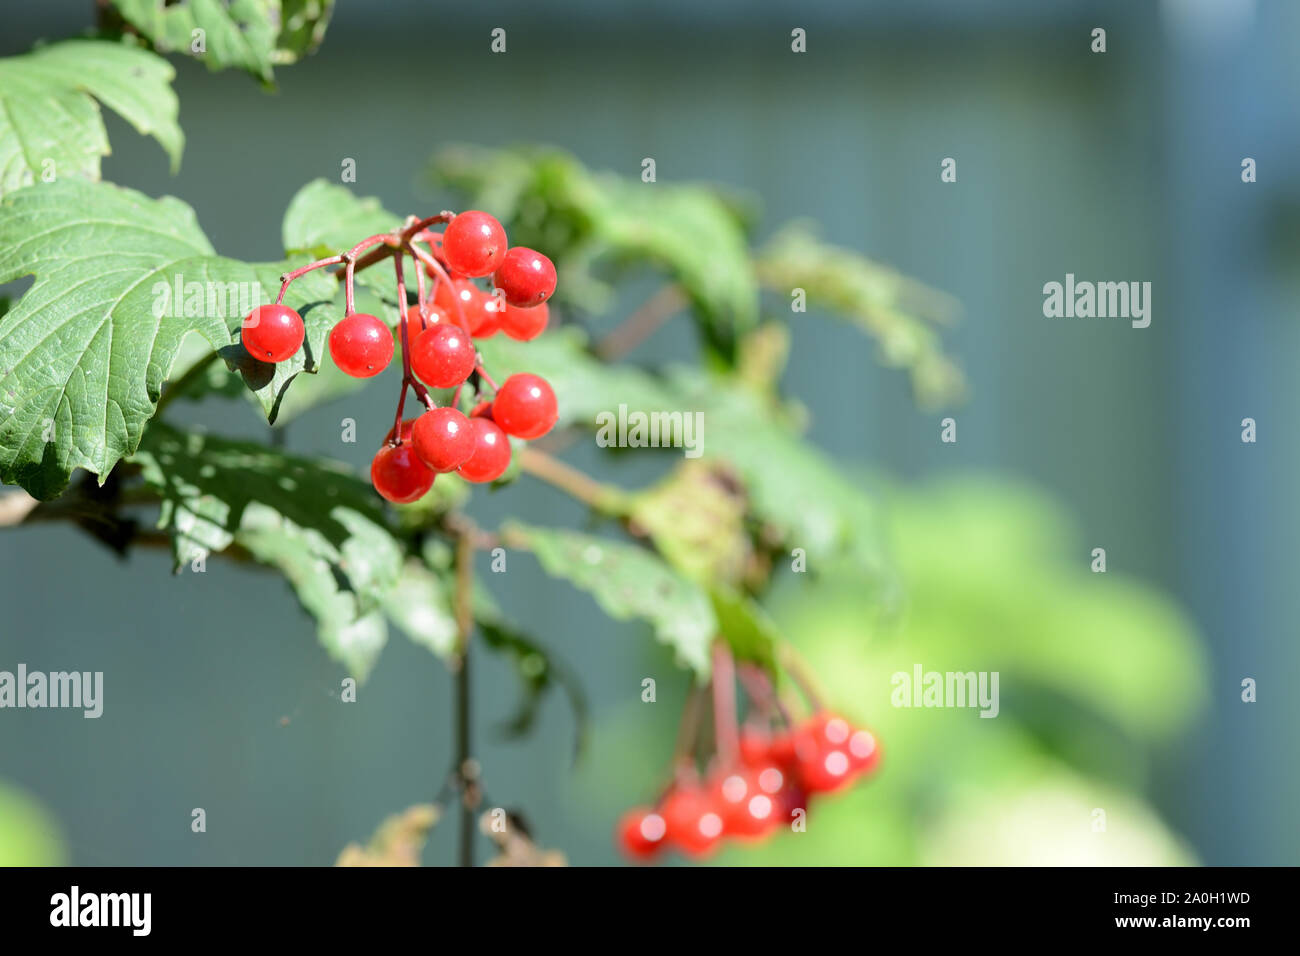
left=452, top=520, right=477, bottom=868
left=408, top=241, right=469, bottom=332
left=777, top=642, right=825, bottom=714
left=343, top=254, right=357, bottom=316
left=474, top=364, right=499, bottom=393
left=711, top=641, right=740, bottom=767
left=738, top=662, right=793, bottom=728
left=669, top=684, right=706, bottom=788
left=516, top=448, right=631, bottom=516
left=344, top=213, right=454, bottom=280
left=594, top=283, right=685, bottom=360
left=275, top=254, right=345, bottom=305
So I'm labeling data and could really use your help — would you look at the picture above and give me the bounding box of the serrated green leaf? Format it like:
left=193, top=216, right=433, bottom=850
left=113, top=0, right=331, bottom=83
left=481, top=328, right=885, bottom=578
left=757, top=224, right=965, bottom=408
left=273, top=0, right=335, bottom=62
left=383, top=559, right=458, bottom=659
left=431, top=145, right=757, bottom=348
left=218, top=266, right=342, bottom=424
left=0, top=180, right=337, bottom=496
left=130, top=422, right=402, bottom=679
left=507, top=522, right=715, bottom=678
left=281, top=178, right=406, bottom=301
left=0, top=40, right=182, bottom=197
left=282, top=179, right=402, bottom=257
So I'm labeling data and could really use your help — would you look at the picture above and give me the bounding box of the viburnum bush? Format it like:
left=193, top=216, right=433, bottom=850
left=0, top=2, right=970, bottom=867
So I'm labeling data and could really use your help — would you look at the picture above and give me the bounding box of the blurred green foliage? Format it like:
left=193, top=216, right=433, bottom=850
left=567, top=477, right=1204, bottom=865
left=0, top=782, right=65, bottom=865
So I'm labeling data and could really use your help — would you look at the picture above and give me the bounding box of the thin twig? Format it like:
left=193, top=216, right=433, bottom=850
left=594, top=284, right=685, bottom=360
left=516, top=448, right=629, bottom=516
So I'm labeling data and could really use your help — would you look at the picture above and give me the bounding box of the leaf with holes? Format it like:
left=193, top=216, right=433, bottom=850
left=0, top=40, right=182, bottom=198
left=112, top=0, right=334, bottom=84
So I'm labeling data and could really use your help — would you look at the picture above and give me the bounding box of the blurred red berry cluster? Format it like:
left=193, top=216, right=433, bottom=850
left=618, top=711, right=879, bottom=861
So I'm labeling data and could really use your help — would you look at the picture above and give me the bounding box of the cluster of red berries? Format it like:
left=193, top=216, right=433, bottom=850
left=617, top=712, right=880, bottom=860
left=239, top=210, right=558, bottom=504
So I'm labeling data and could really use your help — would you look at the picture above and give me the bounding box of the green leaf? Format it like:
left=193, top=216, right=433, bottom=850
left=708, top=586, right=778, bottom=671
left=282, top=179, right=402, bottom=258
left=0, top=40, right=182, bottom=197
left=629, top=460, right=752, bottom=587
left=0, top=781, right=65, bottom=866
left=481, top=328, right=886, bottom=579
left=757, top=224, right=965, bottom=408
left=273, top=1, right=335, bottom=63
left=507, top=522, right=715, bottom=678
left=383, top=559, right=458, bottom=659
left=112, top=0, right=333, bottom=83
left=701, top=388, right=888, bottom=580
left=130, top=422, right=403, bottom=679
left=0, top=180, right=346, bottom=497
left=281, top=178, right=404, bottom=301
left=431, top=145, right=757, bottom=348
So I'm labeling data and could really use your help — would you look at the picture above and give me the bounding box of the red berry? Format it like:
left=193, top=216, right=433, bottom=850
left=328, top=312, right=393, bottom=378
left=383, top=418, right=418, bottom=445
left=500, top=301, right=549, bottom=341
left=469, top=400, right=494, bottom=420
left=616, top=807, right=667, bottom=860
left=713, top=769, right=777, bottom=839
left=433, top=277, right=490, bottom=334
left=474, top=291, right=504, bottom=339
left=442, top=210, right=508, bottom=278
left=241, top=304, right=304, bottom=363
left=808, top=712, right=853, bottom=748
left=659, top=786, right=724, bottom=857
left=792, top=721, right=854, bottom=794
left=492, top=373, right=557, bottom=439
left=494, top=247, right=556, bottom=308
left=370, top=444, right=434, bottom=503
left=767, top=731, right=796, bottom=766
left=412, top=406, right=475, bottom=473
left=739, top=729, right=773, bottom=766
left=457, top=418, right=511, bottom=483
left=410, top=323, right=476, bottom=388
left=401, top=304, right=447, bottom=345
left=846, top=728, right=880, bottom=774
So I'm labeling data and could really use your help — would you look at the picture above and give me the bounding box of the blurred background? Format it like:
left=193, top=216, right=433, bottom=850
left=2, top=0, right=1298, bottom=865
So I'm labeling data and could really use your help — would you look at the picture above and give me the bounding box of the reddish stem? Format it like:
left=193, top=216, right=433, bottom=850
left=408, top=242, right=469, bottom=332
left=276, top=254, right=344, bottom=304
left=475, top=365, right=499, bottom=393
left=711, top=642, right=740, bottom=767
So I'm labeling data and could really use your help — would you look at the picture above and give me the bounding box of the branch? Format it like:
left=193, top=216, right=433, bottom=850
left=594, top=284, right=685, bottom=360
left=516, top=448, right=630, bottom=516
